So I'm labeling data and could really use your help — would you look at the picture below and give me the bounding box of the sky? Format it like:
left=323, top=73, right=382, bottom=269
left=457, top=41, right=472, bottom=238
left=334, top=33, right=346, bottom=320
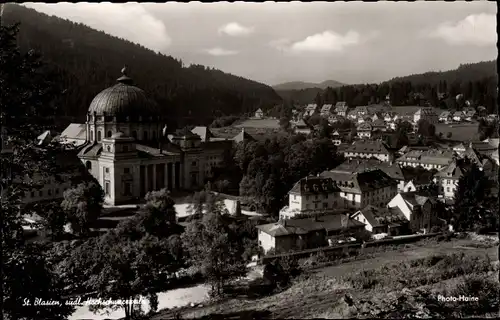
left=23, top=1, right=498, bottom=86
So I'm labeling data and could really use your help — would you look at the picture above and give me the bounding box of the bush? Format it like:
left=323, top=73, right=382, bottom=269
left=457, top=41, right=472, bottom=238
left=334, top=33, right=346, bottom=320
left=447, top=276, right=500, bottom=317
left=210, top=115, right=240, bottom=128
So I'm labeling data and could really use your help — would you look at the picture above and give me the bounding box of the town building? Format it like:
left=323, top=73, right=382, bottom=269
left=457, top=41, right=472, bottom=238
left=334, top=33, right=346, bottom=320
left=256, top=214, right=365, bottom=254
left=254, top=108, right=264, bottom=119
left=304, top=104, right=317, bottom=117
left=334, top=102, right=349, bottom=117
left=332, top=158, right=407, bottom=192
left=452, top=111, right=464, bottom=122
left=396, top=149, right=454, bottom=171
left=351, top=205, right=408, bottom=235
left=293, top=119, right=311, bottom=135
left=60, top=67, right=232, bottom=205
left=387, top=192, right=441, bottom=233
left=438, top=111, right=451, bottom=123
left=320, top=104, right=333, bottom=117
left=357, top=123, right=372, bottom=139
left=342, top=140, right=393, bottom=162
left=432, top=160, right=464, bottom=199
left=413, top=107, right=438, bottom=125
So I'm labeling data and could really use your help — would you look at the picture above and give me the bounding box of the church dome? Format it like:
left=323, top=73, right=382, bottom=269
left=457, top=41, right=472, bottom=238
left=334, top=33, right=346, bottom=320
left=88, top=66, right=160, bottom=117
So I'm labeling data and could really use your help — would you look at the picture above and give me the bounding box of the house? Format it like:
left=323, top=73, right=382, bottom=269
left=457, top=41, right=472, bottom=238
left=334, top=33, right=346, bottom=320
left=396, top=149, right=454, bottom=171
left=438, top=111, right=451, bottom=123
left=333, top=158, right=408, bottom=192
left=433, top=159, right=468, bottom=199
left=256, top=214, right=365, bottom=254
left=59, top=123, right=87, bottom=147
left=320, top=104, right=333, bottom=117
left=371, top=112, right=383, bottom=122
left=331, top=130, right=346, bottom=146
left=334, top=102, right=349, bottom=117
left=351, top=205, right=409, bottom=235
left=413, top=108, right=438, bottom=125
left=383, top=112, right=397, bottom=122
left=347, top=110, right=358, bottom=121
left=328, top=114, right=341, bottom=124
left=387, top=192, right=441, bottom=233
left=371, top=119, right=386, bottom=132
left=354, top=106, right=369, bottom=118
left=357, top=123, right=372, bottom=139
left=320, top=169, right=398, bottom=210
left=342, top=140, right=393, bottom=162
left=254, top=108, right=264, bottom=119
left=304, top=104, right=318, bottom=117
left=476, top=106, right=487, bottom=117
left=293, top=119, right=311, bottom=135
left=464, top=110, right=476, bottom=122
left=452, top=111, right=464, bottom=122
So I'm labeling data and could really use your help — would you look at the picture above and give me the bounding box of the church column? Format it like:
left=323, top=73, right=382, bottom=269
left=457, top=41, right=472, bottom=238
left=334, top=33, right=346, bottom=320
left=152, top=164, right=157, bottom=190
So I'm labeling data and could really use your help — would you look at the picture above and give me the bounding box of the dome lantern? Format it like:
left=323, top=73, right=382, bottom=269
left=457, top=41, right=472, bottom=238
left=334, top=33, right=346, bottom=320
left=117, top=65, right=133, bottom=85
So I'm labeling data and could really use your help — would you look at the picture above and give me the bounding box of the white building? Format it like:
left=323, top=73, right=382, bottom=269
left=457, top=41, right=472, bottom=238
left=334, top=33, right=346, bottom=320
left=342, top=140, right=393, bottom=163
left=413, top=108, right=438, bottom=125
left=254, top=108, right=264, bottom=119
left=61, top=66, right=232, bottom=205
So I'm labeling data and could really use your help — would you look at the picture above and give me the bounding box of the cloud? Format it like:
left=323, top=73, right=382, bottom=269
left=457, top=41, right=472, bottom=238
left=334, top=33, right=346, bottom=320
left=269, top=38, right=292, bottom=51
left=205, top=47, right=239, bottom=56
left=290, top=30, right=361, bottom=53
left=218, top=22, right=254, bottom=36
left=23, top=3, right=171, bottom=52
left=427, top=13, right=496, bottom=46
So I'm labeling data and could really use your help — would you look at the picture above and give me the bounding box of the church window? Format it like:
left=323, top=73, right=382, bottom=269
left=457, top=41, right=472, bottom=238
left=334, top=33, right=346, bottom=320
left=105, top=167, right=109, bottom=173
left=124, top=182, right=131, bottom=196
left=90, top=130, right=94, bottom=141
left=123, top=145, right=129, bottom=152
left=152, top=131, right=157, bottom=139
left=105, top=181, right=110, bottom=195
left=97, top=131, right=102, bottom=142
left=48, top=189, right=52, bottom=196
left=132, top=131, right=137, bottom=139
left=107, top=145, right=111, bottom=152
left=124, top=168, right=130, bottom=174
left=39, top=190, right=43, bottom=197
left=144, top=131, right=148, bottom=141
left=192, top=161, right=197, bottom=166
left=55, top=188, right=59, bottom=195
left=107, top=131, right=112, bottom=138
left=30, top=191, right=35, bottom=198
left=86, top=161, right=92, bottom=170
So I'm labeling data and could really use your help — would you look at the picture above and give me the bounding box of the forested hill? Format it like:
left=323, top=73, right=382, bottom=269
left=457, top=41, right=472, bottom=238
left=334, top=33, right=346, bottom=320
left=385, top=60, right=497, bottom=86
left=273, top=80, right=345, bottom=91
left=278, top=60, right=497, bottom=113
left=3, top=4, right=282, bottom=128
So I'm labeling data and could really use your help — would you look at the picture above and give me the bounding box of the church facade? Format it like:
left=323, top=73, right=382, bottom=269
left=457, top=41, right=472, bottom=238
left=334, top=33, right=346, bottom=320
left=63, top=67, right=233, bottom=205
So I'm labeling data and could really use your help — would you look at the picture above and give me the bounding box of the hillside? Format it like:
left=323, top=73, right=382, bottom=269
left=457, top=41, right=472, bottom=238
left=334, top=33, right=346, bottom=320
left=2, top=4, right=282, bottom=129
left=273, top=80, right=345, bottom=91
left=385, top=60, right=497, bottom=86
left=277, top=61, right=497, bottom=112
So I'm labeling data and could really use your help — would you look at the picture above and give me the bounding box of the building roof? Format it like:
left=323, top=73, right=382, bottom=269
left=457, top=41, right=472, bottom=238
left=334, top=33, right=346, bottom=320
left=333, top=159, right=407, bottom=181
left=305, top=104, right=317, bottom=111
left=453, top=111, right=464, bottom=117
left=191, top=126, right=214, bottom=142
left=371, top=119, right=386, bottom=127
left=439, top=111, right=450, bottom=118
left=321, top=104, right=333, bottom=113
left=354, top=106, right=369, bottom=114
left=335, top=102, right=348, bottom=110
left=289, top=176, right=339, bottom=195
left=255, top=108, right=263, bottom=113
left=174, top=127, right=201, bottom=139
left=414, top=108, right=437, bottom=116
left=396, top=149, right=454, bottom=166
left=354, top=205, right=407, bottom=227
left=295, top=119, right=308, bottom=128
left=257, top=214, right=365, bottom=237
left=343, top=140, right=390, bottom=155
left=399, top=192, right=435, bottom=207
left=60, top=123, right=87, bottom=146
left=87, top=66, right=159, bottom=117
left=433, top=159, right=467, bottom=180
left=357, top=123, right=372, bottom=132
left=233, top=128, right=256, bottom=144
left=320, top=169, right=397, bottom=194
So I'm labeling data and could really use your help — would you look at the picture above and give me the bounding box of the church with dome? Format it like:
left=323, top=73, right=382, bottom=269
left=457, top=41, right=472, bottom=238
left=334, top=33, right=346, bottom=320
left=59, top=66, right=234, bottom=205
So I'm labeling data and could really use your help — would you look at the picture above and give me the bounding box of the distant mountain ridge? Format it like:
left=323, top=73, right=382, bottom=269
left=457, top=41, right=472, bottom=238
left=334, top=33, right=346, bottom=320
left=273, top=80, right=345, bottom=91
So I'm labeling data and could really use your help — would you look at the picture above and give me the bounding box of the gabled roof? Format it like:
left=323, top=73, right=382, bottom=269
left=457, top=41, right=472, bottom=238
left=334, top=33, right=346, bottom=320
left=439, top=111, right=450, bottom=117
left=295, top=119, right=308, bottom=127
left=433, top=160, right=466, bottom=180
left=372, top=119, right=386, bottom=127
left=333, top=159, right=406, bottom=181
left=357, top=123, right=372, bottom=132
left=354, top=205, right=407, bottom=228
left=320, top=169, right=396, bottom=194
left=399, top=192, right=435, bottom=207
left=255, top=108, right=263, bottom=113
left=174, top=127, right=201, bottom=139
left=305, top=104, right=317, bottom=111
left=335, top=102, right=348, bottom=110
left=191, top=126, right=214, bottom=142
left=233, top=129, right=256, bottom=144
left=60, top=123, right=87, bottom=146
left=321, top=104, right=333, bottom=113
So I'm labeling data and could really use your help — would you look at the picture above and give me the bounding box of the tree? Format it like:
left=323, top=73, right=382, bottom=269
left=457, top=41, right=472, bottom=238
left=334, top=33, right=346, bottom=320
left=182, top=201, right=246, bottom=296
left=417, top=119, right=436, bottom=137
left=446, top=132, right=452, bottom=139
left=279, top=116, right=291, bottom=132
left=1, top=21, right=77, bottom=319
left=453, top=161, right=497, bottom=232
left=61, top=181, right=104, bottom=237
